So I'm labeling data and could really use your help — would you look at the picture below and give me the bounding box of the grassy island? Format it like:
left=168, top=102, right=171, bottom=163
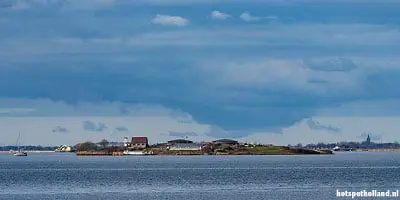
left=74, top=140, right=333, bottom=156
left=75, top=146, right=332, bottom=156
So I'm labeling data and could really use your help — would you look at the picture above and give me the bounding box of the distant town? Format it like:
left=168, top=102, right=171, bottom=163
left=2, top=134, right=400, bottom=156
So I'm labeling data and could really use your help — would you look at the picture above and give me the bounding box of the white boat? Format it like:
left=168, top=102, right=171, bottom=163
left=333, top=146, right=340, bottom=151
left=14, top=151, right=27, bottom=156
left=14, top=132, right=27, bottom=157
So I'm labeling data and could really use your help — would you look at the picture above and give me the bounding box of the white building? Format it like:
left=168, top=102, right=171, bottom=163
left=169, top=143, right=202, bottom=151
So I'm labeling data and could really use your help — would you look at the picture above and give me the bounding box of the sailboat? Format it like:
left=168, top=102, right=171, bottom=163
left=14, top=132, right=27, bottom=156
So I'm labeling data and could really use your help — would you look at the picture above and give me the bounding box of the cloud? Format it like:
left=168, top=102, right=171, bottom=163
left=304, top=58, right=358, bottom=72
left=0, top=115, right=213, bottom=145
left=240, top=12, right=260, bottom=22
left=317, top=100, right=400, bottom=117
left=52, top=126, right=68, bottom=133
left=0, top=108, right=36, bottom=115
left=115, top=126, right=129, bottom=132
left=168, top=131, right=198, bottom=137
left=211, top=10, right=231, bottom=20
left=1, top=56, right=399, bottom=133
left=306, top=118, right=341, bottom=133
left=3, top=23, right=400, bottom=52
left=0, top=98, right=190, bottom=117
left=151, top=14, right=189, bottom=26
left=38, top=24, right=398, bottom=47
left=205, top=125, right=232, bottom=138
left=2, top=1, right=400, bottom=140
left=83, top=121, right=108, bottom=132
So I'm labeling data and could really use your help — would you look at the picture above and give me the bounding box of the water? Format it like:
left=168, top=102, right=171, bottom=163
left=0, top=152, right=399, bottom=200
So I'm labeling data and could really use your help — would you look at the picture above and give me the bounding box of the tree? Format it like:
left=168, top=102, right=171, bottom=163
left=75, top=141, right=98, bottom=151
left=98, top=139, right=109, bottom=150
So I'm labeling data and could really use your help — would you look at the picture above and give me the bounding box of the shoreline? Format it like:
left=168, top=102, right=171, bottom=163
left=354, top=148, right=400, bottom=152
left=75, top=147, right=334, bottom=156
left=3, top=148, right=400, bottom=155
left=0, top=150, right=58, bottom=153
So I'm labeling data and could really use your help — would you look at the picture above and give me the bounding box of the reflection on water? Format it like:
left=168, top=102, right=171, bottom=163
left=0, top=152, right=399, bottom=200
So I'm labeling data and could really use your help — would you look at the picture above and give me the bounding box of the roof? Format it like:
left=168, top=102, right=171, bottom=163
left=131, top=137, right=148, bottom=144
left=170, top=143, right=202, bottom=148
left=167, top=139, right=193, bottom=144
left=212, top=139, right=239, bottom=144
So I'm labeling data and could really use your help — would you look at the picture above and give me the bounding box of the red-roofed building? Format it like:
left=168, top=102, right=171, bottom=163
left=129, top=137, right=149, bottom=150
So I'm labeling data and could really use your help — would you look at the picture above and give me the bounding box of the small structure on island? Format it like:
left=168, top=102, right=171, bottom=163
left=129, top=137, right=149, bottom=150
left=123, top=137, right=130, bottom=147
left=55, top=145, right=72, bottom=152
left=167, top=139, right=201, bottom=151
left=169, top=143, right=202, bottom=151
left=167, top=139, right=193, bottom=145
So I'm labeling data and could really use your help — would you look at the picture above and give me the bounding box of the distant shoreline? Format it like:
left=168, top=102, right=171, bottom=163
left=0, top=150, right=56, bottom=153
left=354, top=148, right=400, bottom=152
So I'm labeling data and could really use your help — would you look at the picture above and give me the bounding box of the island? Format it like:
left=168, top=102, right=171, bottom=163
left=74, top=138, right=333, bottom=156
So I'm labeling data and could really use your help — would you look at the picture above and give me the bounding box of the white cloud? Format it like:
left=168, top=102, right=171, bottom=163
left=211, top=10, right=231, bottom=20
left=151, top=14, right=189, bottom=26
left=0, top=98, right=214, bottom=145
left=240, top=12, right=260, bottom=22
left=202, top=59, right=310, bottom=88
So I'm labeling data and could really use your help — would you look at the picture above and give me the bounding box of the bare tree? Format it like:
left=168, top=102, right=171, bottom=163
left=75, top=141, right=98, bottom=151
left=98, top=139, right=109, bottom=150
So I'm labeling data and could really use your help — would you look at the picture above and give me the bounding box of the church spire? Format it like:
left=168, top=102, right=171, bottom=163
left=366, top=134, right=371, bottom=144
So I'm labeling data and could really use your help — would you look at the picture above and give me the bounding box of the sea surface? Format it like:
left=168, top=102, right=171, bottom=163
left=0, top=152, right=399, bottom=200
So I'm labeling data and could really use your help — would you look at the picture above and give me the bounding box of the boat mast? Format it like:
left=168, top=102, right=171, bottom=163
left=16, top=132, right=21, bottom=152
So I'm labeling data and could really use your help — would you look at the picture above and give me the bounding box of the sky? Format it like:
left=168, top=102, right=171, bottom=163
left=1, top=0, right=400, bottom=146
